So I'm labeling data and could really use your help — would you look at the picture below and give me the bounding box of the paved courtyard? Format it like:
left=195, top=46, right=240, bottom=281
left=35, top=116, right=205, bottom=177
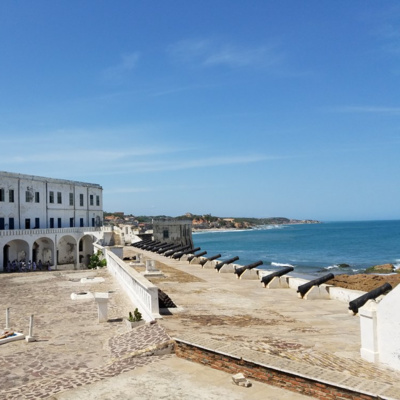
left=1, top=246, right=400, bottom=399
left=0, top=264, right=312, bottom=399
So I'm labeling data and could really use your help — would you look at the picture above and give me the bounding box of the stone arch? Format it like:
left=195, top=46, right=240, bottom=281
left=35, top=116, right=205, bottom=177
left=32, top=237, right=55, bottom=265
left=4, top=239, right=30, bottom=264
left=78, top=234, right=95, bottom=267
left=57, top=235, right=77, bottom=267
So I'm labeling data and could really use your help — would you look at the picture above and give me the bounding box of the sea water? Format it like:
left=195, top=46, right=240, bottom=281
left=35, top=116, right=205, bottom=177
left=192, top=220, right=400, bottom=276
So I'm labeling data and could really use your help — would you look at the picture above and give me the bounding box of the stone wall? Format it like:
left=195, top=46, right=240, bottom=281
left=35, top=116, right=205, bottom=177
left=174, top=341, right=376, bottom=400
left=153, top=220, right=193, bottom=248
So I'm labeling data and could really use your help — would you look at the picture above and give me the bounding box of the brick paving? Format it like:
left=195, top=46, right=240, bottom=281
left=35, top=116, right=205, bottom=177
left=0, top=270, right=173, bottom=400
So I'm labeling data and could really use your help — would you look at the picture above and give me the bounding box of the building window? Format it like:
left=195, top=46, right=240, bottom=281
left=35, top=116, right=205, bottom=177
left=25, top=191, right=33, bottom=202
left=50, top=218, right=54, bottom=228
left=0, top=218, right=4, bottom=230
left=49, top=191, right=54, bottom=203
left=163, top=229, right=169, bottom=239
left=9, top=190, right=14, bottom=203
left=80, top=194, right=84, bottom=207
left=80, top=218, right=84, bottom=227
left=9, top=218, right=14, bottom=230
left=92, top=217, right=95, bottom=227
left=70, top=217, right=74, bottom=227
left=35, top=192, right=40, bottom=203
left=25, top=219, right=30, bottom=229
left=96, top=195, right=100, bottom=206
left=69, top=192, right=73, bottom=206
left=90, top=195, right=94, bottom=206
left=0, top=188, right=4, bottom=202
left=57, top=218, right=61, bottom=228
left=79, top=241, right=83, bottom=251
left=57, top=192, right=62, bottom=204
left=35, top=218, right=40, bottom=229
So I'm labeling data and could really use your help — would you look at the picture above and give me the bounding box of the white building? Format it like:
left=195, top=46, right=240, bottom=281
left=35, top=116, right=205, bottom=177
left=0, top=171, right=104, bottom=271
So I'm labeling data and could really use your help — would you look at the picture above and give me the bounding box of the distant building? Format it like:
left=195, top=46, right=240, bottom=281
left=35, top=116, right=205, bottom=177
left=153, top=219, right=193, bottom=248
left=0, top=171, right=103, bottom=271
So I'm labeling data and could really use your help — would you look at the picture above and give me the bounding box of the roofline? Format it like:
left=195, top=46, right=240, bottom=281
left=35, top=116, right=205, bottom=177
left=0, top=171, right=103, bottom=189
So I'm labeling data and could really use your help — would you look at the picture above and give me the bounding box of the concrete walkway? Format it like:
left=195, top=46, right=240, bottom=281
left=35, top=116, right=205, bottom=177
left=127, top=247, right=400, bottom=398
left=1, top=246, right=400, bottom=399
left=0, top=266, right=313, bottom=399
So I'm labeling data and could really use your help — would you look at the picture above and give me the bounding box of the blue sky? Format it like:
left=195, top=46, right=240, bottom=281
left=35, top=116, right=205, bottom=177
left=1, top=1, right=399, bottom=221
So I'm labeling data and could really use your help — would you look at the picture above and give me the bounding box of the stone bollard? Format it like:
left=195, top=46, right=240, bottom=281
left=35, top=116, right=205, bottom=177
left=26, top=314, right=36, bottom=342
left=94, top=293, right=109, bottom=323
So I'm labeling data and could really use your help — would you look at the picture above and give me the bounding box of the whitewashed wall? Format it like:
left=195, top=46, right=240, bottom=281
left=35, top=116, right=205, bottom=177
left=376, top=285, right=400, bottom=370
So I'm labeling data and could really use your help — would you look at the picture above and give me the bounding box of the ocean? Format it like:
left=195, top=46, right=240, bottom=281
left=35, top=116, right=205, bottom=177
left=192, top=220, right=400, bottom=276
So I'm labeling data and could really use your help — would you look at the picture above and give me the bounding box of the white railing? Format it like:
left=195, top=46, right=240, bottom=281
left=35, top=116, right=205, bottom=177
left=0, top=227, right=101, bottom=238
left=101, top=245, right=160, bottom=321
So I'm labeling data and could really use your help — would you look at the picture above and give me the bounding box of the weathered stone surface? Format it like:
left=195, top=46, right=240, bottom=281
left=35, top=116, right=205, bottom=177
left=366, top=263, right=394, bottom=273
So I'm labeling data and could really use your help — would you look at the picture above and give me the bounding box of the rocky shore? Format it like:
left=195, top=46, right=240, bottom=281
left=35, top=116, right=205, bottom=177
left=330, top=273, right=400, bottom=292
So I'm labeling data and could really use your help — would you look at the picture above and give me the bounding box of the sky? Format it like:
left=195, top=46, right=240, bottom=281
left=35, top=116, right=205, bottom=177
left=1, top=1, right=399, bottom=221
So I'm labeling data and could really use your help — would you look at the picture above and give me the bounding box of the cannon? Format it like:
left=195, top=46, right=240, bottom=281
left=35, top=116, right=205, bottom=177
left=297, top=273, right=335, bottom=298
left=132, top=240, right=152, bottom=248
left=141, top=241, right=159, bottom=249
left=148, top=242, right=168, bottom=252
left=235, top=260, right=264, bottom=277
left=187, top=251, right=207, bottom=262
left=261, top=266, right=294, bottom=286
left=349, top=282, right=392, bottom=314
left=157, top=243, right=178, bottom=254
left=215, top=256, right=240, bottom=271
left=143, top=241, right=161, bottom=250
left=164, top=245, right=185, bottom=257
left=164, top=245, right=190, bottom=257
left=172, top=247, right=201, bottom=260
left=199, top=254, right=221, bottom=266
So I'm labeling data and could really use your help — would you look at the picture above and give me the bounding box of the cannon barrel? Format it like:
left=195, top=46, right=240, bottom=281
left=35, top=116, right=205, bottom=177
left=260, top=266, right=294, bottom=285
left=172, top=247, right=201, bottom=259
left=215, top=256, right=240, bottom=271
left=143, top=242, right=161, bottom=250
left=349, top=283, right=392, bottom=314
left=183, top=247, right=201, bottom=255
left=148, top=242, right=168, bottom=251
left=170, top=245, right=190, bottom=259
left=133, top=239, right=153, bottom=248
left=187, top=251, right=207, bottom=262
left=235, top=260, right=264, bottom=277
left=141, top=241, right=159, bottom=249
left=297, top=273, right=335, bottom=297
left=157, top=244, right=179, bottom=254
left=164, top=245, right=190, bottom=257
left=199, top=254, right=221, bottom=266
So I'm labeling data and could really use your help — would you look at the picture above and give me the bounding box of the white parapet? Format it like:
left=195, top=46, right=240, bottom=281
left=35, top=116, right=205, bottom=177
left=303, top=284, right=331, bottom=300
left=202, top=260, right=217, bottom=269
left=218, top=264, right=236, bottom=273
left=267, top=276, right=290, bottom=288
left=105, top=247, right=160, bottom=322
left=240, top=269, right=260, bottom=280
left=189, top=256, right=204, bottom=265
left=376, top=284, right=400, bottom=371
left=359, top=300, right=379, bottom=363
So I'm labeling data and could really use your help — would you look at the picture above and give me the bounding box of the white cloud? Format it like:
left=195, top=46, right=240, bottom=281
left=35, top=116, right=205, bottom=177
left=167, top=38, right=283, bottom=69
left=101, top=52, right=140, bottom=83
left=332, top=106, right=400, bottom=115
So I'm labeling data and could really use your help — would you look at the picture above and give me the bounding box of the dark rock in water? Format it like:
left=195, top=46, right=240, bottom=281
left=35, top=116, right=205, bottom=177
left=338, top=263, right=351, bottom=269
